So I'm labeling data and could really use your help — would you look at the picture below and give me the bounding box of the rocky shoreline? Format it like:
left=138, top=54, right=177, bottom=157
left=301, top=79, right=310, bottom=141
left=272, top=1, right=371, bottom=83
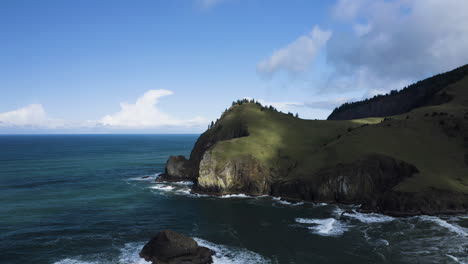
left=156, top=118, right=467, bottom=217
left=157, top=155, right=467, bottom=217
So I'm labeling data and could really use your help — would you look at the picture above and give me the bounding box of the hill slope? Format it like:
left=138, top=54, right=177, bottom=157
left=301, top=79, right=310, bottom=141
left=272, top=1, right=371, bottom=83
left=327, top=64, right=468, bottom=120
left=161, top=67, right=468, bottom=216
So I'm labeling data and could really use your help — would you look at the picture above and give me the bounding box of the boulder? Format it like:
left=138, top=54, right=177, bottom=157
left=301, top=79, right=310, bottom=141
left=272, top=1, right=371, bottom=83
left=140, top=230, right=214, bottom=264
left=157, top=156, right=192, bottom=182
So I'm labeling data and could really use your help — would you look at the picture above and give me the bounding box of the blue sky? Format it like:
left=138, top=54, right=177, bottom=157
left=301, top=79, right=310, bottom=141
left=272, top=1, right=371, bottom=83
left=1, top=0, right=468, bottom=133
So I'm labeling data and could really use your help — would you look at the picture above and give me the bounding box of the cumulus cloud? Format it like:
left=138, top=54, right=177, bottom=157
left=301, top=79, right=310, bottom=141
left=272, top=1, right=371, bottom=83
left=0, top=90, right=207, bottom=132
left=327, top=0, right=468, bottom=92
left=0, top=104, right=65, bottom=128
left=258, top=0, right=468, bottom=98
left=257, top=26, right=332, bottom=77
left=99, top=89, right=206, bottom=128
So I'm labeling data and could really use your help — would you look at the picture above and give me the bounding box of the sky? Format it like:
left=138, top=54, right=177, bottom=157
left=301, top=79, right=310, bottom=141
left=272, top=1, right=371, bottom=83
left=1, top=0, right=468, bottom=133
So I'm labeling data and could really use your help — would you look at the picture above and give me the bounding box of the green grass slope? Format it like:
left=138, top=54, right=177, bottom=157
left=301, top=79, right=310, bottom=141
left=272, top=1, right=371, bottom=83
left=205, top=76, right=468, bottom=196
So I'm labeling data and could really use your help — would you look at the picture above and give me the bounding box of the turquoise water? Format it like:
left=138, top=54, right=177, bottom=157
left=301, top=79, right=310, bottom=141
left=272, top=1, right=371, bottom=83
left=0, top=135, right=467, bottom=264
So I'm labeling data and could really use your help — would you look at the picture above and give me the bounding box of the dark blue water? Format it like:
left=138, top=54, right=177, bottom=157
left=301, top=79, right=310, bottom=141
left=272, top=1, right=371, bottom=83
left=1, top=135, right=467, bottom=264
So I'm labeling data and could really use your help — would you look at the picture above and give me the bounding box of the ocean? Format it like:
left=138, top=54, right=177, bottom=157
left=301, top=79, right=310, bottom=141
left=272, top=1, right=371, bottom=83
left=0, top=135, right=467, bottom=264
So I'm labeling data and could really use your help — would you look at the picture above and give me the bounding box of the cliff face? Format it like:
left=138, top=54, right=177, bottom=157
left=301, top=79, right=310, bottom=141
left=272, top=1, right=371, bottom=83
left=194, top=151, right=271, bottom=195
left=327, top=64, right=468, bottom=120
left=161, top=65, right=468, bottom=216
left=270, top=154, right=418, bottom=204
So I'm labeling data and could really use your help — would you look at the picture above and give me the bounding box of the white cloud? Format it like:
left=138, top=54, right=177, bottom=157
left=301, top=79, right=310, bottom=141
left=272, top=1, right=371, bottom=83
left=99, top=89, right=206, bottom=128
left=257, top=26, right=332, bottom=77
left=353, top=23, right=372, bottom=37
left=327, top=0, right=468, bottom=93
left=332, top=0, right=370, bottom=21
left=0, top=90, right=207, bottom=132
left=0, top=104, right=65, bottom=128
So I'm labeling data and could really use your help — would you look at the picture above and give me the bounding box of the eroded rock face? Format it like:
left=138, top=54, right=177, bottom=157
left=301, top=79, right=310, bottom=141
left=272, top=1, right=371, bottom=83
left=194, top=151, right=271, bottom=195
left=158, top=156, right=192, bottom=182
left=270, top=154, right=420, bottom=211
left=140, top=230, right=214, bottom=264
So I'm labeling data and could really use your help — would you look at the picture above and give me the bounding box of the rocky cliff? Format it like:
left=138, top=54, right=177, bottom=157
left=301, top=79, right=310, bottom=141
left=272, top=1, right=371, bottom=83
left=160, top=65, right=468, bottom=216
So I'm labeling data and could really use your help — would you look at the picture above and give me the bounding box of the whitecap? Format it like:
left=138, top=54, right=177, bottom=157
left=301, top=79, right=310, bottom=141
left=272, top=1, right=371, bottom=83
left=194, top=238, right=270, bottom=264
left=314, top=202, right=329, bottom=207
left=295, top=218, right=347, bottom=236
left=118, top=242, right=151, bottom=264
left=333, top=207, right=345, bottom=216
left=149, top=185, right=175, bottom=191
left=445, top=254, right=464, bottom=263
left=54, top=242, right=151, bottom=264
left=343, top=211, right=395, bottom=223
left=272, top=197, right=304, bottom=206
left=219, top=194, right=251, bottom=199
left=419, top=216, right=468, bottom=236
left=127, top=173, right=161, bottom=181
left=53, top=259, right=98, bottom=264
left=156, top=180, right=194, bottom=186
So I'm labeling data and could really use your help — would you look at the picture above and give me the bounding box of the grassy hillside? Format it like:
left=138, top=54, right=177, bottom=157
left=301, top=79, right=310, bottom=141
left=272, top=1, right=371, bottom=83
left=204, top=76, right=468, bottom=195
left=328, top=64, right=468, bottom=120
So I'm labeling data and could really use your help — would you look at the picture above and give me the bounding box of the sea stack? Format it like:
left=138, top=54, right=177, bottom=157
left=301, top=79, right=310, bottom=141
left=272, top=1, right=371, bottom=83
left=140, top=230, right=215, bottom=264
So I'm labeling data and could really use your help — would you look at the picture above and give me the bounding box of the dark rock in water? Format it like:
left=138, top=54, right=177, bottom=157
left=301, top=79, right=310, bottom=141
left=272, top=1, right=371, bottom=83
left=157, top=156, right=193, bottom=182
left=141, top=176, right=150, bottom=179
left=140, top=230, right=214, bottom=264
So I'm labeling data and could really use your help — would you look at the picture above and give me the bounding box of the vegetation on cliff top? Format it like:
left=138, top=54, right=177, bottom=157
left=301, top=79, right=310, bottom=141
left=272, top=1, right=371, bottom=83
left=200, top=75, right=468, bottom=195
left=328, top=63, right=468, bottom=120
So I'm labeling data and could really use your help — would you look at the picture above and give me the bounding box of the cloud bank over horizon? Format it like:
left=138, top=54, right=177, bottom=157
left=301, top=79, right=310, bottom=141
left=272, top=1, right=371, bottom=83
left=0, top=90, right=207, bottom=133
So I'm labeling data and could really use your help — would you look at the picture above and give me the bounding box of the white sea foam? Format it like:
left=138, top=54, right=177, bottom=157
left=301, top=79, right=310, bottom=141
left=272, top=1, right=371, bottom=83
left=446, top=254, right=460, bottom=263
left=343, top=211, right=395, bottom=223
left=149, top=185, right=175, bottom=191
left=419, top=216, right=468, bottom=236
left=272, top=197, right=304, bottom=206
left=54, top=259, right=99, bottom=264
left=127, top=173, right=160, bottom=181
left=314, top=202, right=328, bottom=206
left=219, top=194, right=251, bottom=199
left=54, top=242, right=151, bottom=264
left=155, top=180, right=194, bottom=186
left=333, top=207, right=345, bottom=216
left=118, top=242, right=151, bottom=264
left=194, top=238, right=270, bottom=264
left=295, top=218, right=347, bottom=236
left=375, top=239, right=390, bottom=246
left=172, top=181, right=194, bottom=186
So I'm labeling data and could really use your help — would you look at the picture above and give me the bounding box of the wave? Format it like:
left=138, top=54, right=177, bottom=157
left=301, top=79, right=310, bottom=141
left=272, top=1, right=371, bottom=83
left=272, top=197, right=304, bottom=206
left=118, top=242, right=151, bottom=264
left=343, top=210, right=395, bottom=223
left=54, top=259, right=99, bottom=264
left=219, top=194, right=251, bottom=199
left=418, top=216, right=468, bottom=236
left=127, top=173, right=161, bottom=182
left=53, top=242, right=150, bottom=264
left=295, top=218, right=347, bottom=237
left=194, top=238, right=270, bottom=264
left=446, top=254, right=463, bottom=263
left=155, top=180, right=194, bottom=186
left=149, top=185, right=175, bottom=191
